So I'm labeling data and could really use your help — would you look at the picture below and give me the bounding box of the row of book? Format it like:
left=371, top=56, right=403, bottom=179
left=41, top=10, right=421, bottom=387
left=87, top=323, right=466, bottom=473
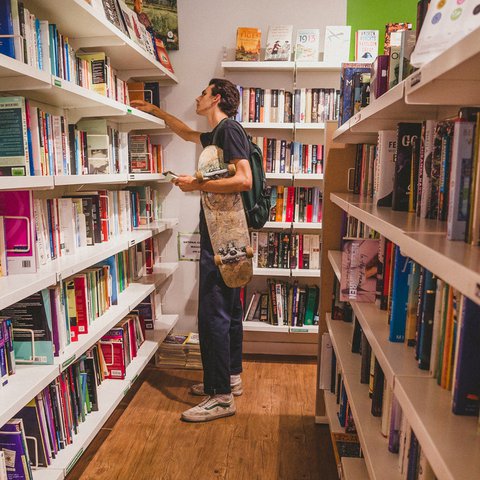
left=0, top=0, right=174, bottom=74
left=321, top=329, right=437, bottom=478
left=0, top=308, right=146, bottom=478
left=0, top=186, right=163, bottom=276
left=355, top=109, right=480, bottom=245
left=338, top=224, right=480, bottom=417
left=0, top=97, right=165, bottom=177
left=244, top=281, right=319, bottom=327
left=235, top=25, right=351, bottom=64
left=338, top=22, right=416, bottom=126
left=251, top=232, right=320, bottom=270
left=251, top=137, right=324, bottom=175
left=268, top=186, right=323, bottom=224
left=236, top=87, right=340, bottom=125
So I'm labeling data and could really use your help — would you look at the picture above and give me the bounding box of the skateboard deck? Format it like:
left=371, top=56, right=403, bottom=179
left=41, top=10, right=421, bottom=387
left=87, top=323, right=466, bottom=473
left=198, top=145, right=253, bottom=288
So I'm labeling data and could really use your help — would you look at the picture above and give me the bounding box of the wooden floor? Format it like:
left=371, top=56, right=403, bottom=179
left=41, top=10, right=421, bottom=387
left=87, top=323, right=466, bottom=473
left=68, top=356, right=338, bottom=480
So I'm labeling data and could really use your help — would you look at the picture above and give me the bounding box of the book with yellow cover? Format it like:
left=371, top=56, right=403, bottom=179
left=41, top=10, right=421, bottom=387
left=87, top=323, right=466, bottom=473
left=235, top=27, right=261, bottom=61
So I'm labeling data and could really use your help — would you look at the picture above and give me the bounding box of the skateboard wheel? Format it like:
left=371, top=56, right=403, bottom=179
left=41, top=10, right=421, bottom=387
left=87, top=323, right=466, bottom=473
left=195, top=170, right=204, bottom=182
left=227, top=164, right=236, bottom=176
left=214, top=254, right=223, bottom=266
left=245, top=246, right=254, bottom=259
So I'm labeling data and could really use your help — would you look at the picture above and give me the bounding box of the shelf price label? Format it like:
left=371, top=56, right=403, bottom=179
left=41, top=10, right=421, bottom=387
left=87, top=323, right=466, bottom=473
left=54, top=78, right=62, bottom=88
left=127, top=108, right=133, bottom=114
left=61, top=354, right=76, bottom=371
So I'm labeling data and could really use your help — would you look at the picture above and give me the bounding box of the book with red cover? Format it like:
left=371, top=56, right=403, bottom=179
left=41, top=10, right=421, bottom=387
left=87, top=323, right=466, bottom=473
left=100, top=327, right=126, bottom=379
left=74, top=275, right=89, bottom=335
left=154, top=38, right=174, bottom=73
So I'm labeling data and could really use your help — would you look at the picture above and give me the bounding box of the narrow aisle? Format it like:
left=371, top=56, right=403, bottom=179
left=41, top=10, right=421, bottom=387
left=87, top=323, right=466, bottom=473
left=68, top=356, right=338, bottom=480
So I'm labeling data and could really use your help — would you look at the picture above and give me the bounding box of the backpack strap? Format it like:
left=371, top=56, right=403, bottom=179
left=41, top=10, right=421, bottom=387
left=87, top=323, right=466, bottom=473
left=211, top=117, right=229, bottom=146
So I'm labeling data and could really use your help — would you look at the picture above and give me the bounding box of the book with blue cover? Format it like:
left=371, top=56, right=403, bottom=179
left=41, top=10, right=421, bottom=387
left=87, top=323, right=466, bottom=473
left=388, top=246, right=411, bottom=342
left=338, top=62, right=370, bottom=126
left=452, top=297, right=480, bottom=415
left=0, top=1, right=15, bottom=59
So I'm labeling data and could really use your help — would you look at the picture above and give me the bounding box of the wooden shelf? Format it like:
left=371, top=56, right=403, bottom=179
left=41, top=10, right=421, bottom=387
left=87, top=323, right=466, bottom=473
left=324, top=390, right=343, bottom=434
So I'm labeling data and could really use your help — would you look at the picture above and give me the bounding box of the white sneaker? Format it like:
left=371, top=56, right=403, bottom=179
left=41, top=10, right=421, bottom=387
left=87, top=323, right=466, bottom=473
left=190, top=377, right=243, bottom=396
left=181, top=395, right=236, bottom=422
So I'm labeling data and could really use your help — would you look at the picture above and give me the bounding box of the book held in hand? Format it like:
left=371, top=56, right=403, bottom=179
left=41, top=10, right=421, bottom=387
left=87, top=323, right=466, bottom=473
left=235, top=27, right=261, bottom=61
left=264, top=25, right=293, bottom=61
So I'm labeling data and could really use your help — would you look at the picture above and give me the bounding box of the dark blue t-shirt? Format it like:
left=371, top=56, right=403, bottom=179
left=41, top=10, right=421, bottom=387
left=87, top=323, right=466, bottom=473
left=200, top=119, right=250, bottom=163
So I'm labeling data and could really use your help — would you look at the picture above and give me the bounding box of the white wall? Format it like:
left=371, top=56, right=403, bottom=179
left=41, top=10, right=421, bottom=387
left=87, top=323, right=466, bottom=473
left=160, top=0, right=346, bottom=332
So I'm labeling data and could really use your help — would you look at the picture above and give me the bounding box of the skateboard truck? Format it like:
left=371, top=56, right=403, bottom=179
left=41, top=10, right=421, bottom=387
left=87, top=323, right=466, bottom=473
left=214, top=242, right=254, bottom=266
left=195, top=163, right=236, bottom=182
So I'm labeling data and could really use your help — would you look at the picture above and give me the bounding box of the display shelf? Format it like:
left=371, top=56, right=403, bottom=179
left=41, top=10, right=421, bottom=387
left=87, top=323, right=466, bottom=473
left=291, top=269, right=320, bottom=278
left=54, top=283, right=154, bottom=372
left=293, top=173, right=323, bottom=186
left=265, top=173, right=294, bottom=183
left=0, top=364, right=59, bottom=429
left=0, top=52, right=51, bottom=87
left=38, top=339, right=159, bottom=477
left=326, top=314, right=402, bottom=480
left=0, top=271, right=58, bottom=311
left=128, top=173, right=167, bottom=182
left=405, top=27, right=480, bottom=107
left=341, top=457, right=369, bottom=480
left=253, top=268, right=291, bottom=277
left=24, top=0, right=177, bottom=83
left=0, top=176, right=54, bottom=190
left=146, top=315, right=179, bottom=343
left=261, top=221, right=292, bottom=230
left=296, top=61, right=342, bottom=72
left=324, top=390, right=343, bottom=434
left=221, top=61, right=295, bottom=71
left=241, top=122, right=295, bottom=130
left=242, top=321, right=290, bottom=333
left=328, top=249, right=430, bottom=386
left=137, top=262, right=179, bottom=287
left=328, top=250, right=342, bottom=281
left=295, top=123, right=325, bottom=130
left=289, top=325, right=318, bottom=333
left=52, top=230, right=152, bottom=280
left=330, top=193, right=480, bottom=306
left=394, top=376, right=480, bottom=480
left=135, top=220, right=167, bottom=235
left=32, top=468, right=63, bottom=480
left=53, top=174, right=128, bottom=186
left=292, top=221, right=322, bottom=231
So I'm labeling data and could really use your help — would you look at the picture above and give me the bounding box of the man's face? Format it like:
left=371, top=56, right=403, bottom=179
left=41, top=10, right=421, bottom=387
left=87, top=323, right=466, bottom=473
left=196, top=85, right=218, bottom=116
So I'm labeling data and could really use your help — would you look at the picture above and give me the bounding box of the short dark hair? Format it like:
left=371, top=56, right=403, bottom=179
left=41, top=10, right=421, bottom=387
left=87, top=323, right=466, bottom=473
left=209, top=78, right=239, bottom=117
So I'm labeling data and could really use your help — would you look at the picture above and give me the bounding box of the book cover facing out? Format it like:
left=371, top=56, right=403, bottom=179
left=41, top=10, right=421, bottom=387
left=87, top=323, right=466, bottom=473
left=235, top=27, right=261, bottom=61
left=340, top=238, right=379, bottom=303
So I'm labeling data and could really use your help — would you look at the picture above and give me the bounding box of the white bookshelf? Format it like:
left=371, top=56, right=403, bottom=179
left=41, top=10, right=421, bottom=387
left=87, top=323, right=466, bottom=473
left=241, top=122, right=295, bottom=130
left=23, top=0, right=178, bottom=83
left=253, top=267, right=291, bottom=277
left=0, top=176, right=54, bottom=190
left=137, top=262, right=179, bottom=287
left=242, top=321, right=289, bottom=333
left=293, top=173, right=323, bottom=186
left=221, top=60, right=341, bottom=73
left=265, top=173, right=294, bottom=183
left=341, top=457, right=369, bottom=480
left=289, top=325, right=318, bottom=333
left=324, top=390, right=342, bottom=435
left=53, top=174, right=128, bottom=186
left=32, top=339, right=160, bottom=478
left=295, top=122, right=326, bottom=130
left=291, top=268, right=320, bottom=278
left=146, top=315, right=179, bottom=343
left=326, top=314, right=402, bottom=480
left=292, top=221, right=322, bottom=231
left=262, top=221, right=292, bottom=230
left=295, top=61, right=342, bottom=72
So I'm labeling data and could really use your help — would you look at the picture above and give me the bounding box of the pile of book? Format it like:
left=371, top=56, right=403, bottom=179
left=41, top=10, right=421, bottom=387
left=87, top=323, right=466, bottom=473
left=156, top=332, right=201, bottom=369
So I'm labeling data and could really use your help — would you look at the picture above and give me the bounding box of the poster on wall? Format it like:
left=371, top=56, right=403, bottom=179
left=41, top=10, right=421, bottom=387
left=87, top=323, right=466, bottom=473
left=178, top=232, right=201, bottom=261
left=126, top=0, right=179, bottom=50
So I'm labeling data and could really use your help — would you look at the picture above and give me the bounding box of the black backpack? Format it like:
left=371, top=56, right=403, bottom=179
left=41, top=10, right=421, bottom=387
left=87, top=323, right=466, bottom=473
left=213, top=120, right=270, bottom=229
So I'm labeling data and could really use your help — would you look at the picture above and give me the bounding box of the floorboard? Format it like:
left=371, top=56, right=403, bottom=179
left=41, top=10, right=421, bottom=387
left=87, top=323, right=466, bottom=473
left=68, top=356, right=338, bottom=480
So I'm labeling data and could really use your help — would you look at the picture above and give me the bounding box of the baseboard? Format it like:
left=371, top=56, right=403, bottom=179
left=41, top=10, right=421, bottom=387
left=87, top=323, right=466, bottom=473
left=315, top=415, right=329, bottom=424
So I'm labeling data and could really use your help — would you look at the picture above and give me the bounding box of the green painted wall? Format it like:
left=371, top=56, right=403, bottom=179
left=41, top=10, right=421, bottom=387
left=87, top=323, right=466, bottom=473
left=347, top=0, right=418, bottom=60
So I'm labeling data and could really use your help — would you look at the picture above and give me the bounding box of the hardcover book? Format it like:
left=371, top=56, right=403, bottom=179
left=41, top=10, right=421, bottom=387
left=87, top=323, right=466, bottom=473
left=355, top=30, right=379, bottom=62
left=235, top=27, right=261, bottom=61
left=392, top=122, right=422, bottom=212
left=370, top=55, right=389, bottom=101
left=340, top=238, right=379, bottom=303
left=264, top=25, right=293, bottom=61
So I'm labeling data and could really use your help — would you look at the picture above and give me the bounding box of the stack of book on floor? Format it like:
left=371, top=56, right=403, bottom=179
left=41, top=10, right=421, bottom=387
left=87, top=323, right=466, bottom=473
left=156, top=332, right=201, bottom=369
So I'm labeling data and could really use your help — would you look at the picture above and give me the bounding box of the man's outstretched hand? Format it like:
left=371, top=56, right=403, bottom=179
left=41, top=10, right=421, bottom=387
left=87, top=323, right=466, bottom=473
left=130, top=100, right=163, bottom=118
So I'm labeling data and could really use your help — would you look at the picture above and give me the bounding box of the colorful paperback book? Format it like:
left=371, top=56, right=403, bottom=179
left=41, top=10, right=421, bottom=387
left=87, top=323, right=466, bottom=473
left=0, top=97, right=29, bottom=177
left=340, top=238, right=379, bottom=303
left=1, top=289, right=54, bottom=364
left=0, top=419, right=32, bottom=480
left=374, top=130, right=397, bottom=207
left=294, top=29, right=320, bottom=62
left=264, top=25, right=293, bottom=61
left=0, top=190, right=36, bottom=274
left=0, top=1, right=15, bottom=59
left=323, top=26, right=351, bottom=64
left=235, top=27, right=261, bottom=61
left=355, top=30, right=379, bottom=62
